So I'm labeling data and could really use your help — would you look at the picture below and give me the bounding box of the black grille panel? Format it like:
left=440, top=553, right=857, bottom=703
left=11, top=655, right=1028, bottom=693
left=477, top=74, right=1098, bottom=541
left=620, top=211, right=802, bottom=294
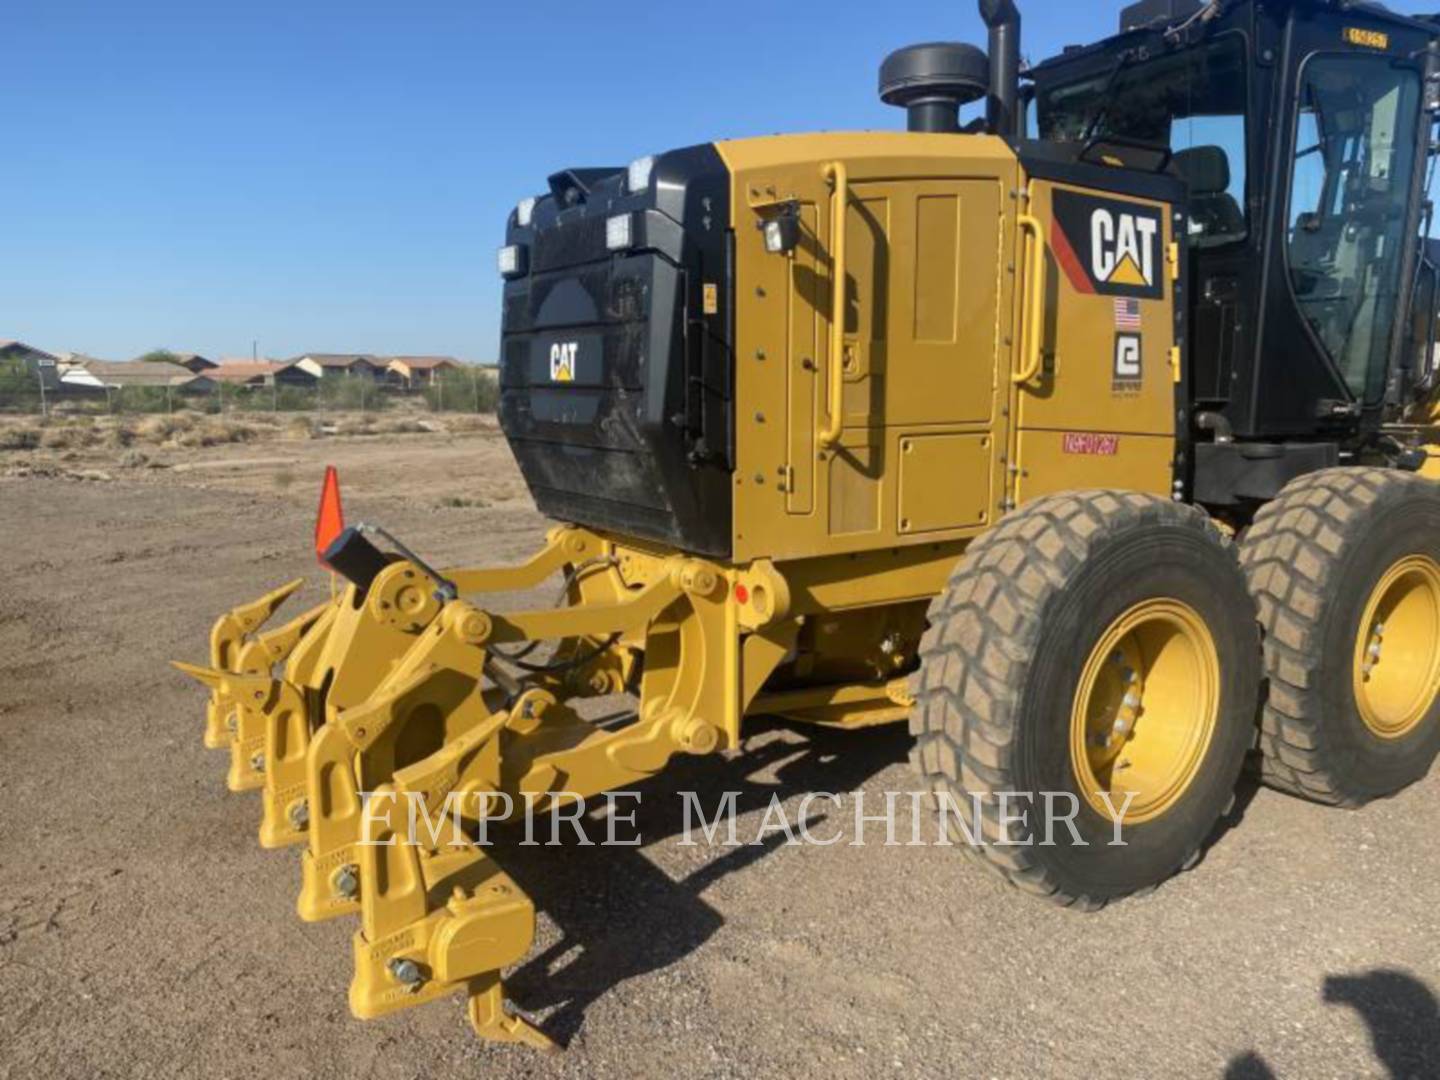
left=533, top=216, right=608, bottom=273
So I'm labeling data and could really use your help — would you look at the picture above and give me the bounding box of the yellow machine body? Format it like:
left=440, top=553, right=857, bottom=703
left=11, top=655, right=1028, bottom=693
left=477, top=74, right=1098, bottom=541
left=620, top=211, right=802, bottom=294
left=178, top=132, right=1190, bottom=1047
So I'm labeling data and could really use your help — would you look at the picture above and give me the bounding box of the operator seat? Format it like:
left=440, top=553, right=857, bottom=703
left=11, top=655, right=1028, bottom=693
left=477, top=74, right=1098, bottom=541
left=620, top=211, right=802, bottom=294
left=1173, top=146, right=1245, bottom=247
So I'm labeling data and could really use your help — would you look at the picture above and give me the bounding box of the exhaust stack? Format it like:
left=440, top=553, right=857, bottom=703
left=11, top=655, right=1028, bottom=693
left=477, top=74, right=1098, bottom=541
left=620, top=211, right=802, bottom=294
left=978, top=0, right=1021, bottom=137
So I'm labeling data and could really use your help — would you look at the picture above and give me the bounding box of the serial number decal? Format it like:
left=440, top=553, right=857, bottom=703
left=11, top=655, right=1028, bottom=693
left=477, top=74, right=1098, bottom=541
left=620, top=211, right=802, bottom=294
left=1062, top=433, right=1122, bottom=457
left=1344, top=27, right=1389, bottom=49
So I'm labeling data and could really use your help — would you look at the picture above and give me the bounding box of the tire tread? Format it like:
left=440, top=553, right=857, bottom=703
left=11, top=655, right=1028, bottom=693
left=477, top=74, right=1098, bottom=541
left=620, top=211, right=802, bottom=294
left=909, top=491, right=1241, bottom=909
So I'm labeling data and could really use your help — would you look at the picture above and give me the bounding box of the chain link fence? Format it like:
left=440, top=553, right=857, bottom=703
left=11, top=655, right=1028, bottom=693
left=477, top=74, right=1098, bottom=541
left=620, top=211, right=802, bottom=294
left=0, top=365, right=499, bottom=417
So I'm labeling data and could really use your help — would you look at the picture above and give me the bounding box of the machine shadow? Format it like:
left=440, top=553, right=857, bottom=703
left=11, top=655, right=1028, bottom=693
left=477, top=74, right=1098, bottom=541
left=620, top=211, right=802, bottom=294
left=496, top=718, right=913, bottom=1046
left=1223, top=968, right=1440, bottom=1080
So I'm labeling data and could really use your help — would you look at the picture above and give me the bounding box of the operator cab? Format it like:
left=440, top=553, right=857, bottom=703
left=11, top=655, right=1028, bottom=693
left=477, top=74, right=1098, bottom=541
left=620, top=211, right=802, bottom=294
left=1027, top=0, right=1440, bottom=466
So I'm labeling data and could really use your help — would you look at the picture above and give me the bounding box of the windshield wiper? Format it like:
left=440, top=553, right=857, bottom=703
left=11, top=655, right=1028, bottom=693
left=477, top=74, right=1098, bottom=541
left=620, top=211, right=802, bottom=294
left=1077, top=52, right=1130, bottom=147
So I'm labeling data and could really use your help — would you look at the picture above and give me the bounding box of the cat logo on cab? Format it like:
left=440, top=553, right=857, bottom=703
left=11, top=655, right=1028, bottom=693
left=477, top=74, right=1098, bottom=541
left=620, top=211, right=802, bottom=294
left=549, top=342, right=578, bottom=383
left=1051, top=191, right=1165, bottom=301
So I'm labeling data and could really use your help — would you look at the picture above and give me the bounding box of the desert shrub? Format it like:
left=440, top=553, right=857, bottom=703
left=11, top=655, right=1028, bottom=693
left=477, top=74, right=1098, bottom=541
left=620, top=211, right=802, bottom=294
left=335, top=415, right=377, bottom=437
left=282, top=415, right=320, bottom=440
left=0, top=425, right=41, bottom=450
left=136, top=413, right=198, bottom=443
left=276, top=385, right=319, bottom=412
left=113, top=386, right=172, bottom=414
left=423, top=369, right=498, bottom=413
left=318, top=376, right=387, bottom=412
left=181, top=419, right=258, bottom=447
left=443, top=414, right=492, bottom=434
left=373, top=417, right=429, bottom=435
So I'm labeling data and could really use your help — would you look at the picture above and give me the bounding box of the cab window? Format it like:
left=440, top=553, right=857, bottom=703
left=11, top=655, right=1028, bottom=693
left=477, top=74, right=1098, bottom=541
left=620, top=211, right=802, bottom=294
left=1037, top=36, right=1249, bottom=249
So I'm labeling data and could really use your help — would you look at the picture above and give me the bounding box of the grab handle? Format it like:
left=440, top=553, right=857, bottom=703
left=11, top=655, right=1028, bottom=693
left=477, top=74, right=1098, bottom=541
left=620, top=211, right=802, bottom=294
left=1013, top=213, right=1047, bottom=385
left=819, top=161, right=849, bottom=449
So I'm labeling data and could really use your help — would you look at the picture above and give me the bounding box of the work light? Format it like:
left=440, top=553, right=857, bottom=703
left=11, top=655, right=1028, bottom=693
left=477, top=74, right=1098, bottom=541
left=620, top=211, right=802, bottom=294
left=627, top=155, right=655, bottom=193
left=606, top=214, right=633, bottom=252
left=497, top=244, right=527, bottom=279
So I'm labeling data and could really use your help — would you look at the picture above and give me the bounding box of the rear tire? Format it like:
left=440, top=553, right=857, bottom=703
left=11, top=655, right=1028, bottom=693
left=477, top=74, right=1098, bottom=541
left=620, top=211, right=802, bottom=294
left=909, top=492, right=1260, bottom=909
left=1239, top=468, right=1440, bottom=806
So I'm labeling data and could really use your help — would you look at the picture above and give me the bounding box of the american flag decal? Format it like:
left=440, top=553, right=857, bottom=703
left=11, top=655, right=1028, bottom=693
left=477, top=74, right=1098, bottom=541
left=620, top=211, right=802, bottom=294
left=1114, top=298, right=1143, bottom=330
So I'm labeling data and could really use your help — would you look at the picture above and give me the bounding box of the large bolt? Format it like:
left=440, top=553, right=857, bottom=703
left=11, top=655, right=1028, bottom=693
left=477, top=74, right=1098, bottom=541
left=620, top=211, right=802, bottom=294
left=288, top=800, right=310, bottom=830
left=457, top=609, right=492, bottom=645
left=250, top=752, right=266, bottom=774
left=331, top=864, right=359, bottom=899
left=387, top=958, right=424, bottom=989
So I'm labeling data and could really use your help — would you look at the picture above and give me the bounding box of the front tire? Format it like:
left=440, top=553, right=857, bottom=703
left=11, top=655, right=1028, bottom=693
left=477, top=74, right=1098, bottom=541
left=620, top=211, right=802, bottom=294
left=910, top=492, right=1260, bottom=909
left=1239, top=468, right=1440, bottom=806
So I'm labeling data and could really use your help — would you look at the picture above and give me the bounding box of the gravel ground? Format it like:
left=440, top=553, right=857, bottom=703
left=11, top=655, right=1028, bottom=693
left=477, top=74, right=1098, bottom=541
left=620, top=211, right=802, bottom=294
left=1, top=426, right=1437, bottom=1079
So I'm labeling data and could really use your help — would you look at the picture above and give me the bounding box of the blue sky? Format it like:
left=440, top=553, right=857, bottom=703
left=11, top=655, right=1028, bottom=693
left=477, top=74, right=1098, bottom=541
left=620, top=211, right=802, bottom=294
left=3, top=1, right=1435, bottom=363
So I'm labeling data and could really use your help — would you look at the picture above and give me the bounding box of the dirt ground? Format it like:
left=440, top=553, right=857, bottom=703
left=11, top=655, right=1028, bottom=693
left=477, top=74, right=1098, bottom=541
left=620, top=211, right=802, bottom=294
left=2, top=421, right=1438, bottom=1079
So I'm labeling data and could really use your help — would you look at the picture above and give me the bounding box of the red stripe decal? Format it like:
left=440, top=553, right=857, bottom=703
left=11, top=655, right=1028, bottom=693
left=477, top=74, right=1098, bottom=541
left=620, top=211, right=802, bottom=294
left=1050, top=218, right=1095, bottom=295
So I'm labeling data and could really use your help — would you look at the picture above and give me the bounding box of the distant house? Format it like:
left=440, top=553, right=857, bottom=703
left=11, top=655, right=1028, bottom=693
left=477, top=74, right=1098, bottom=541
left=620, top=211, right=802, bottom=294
left=0, top=340, right=61, bottom=391
left=385, top=355, right=463, bottom=389
left=210, top=360, right=317, bottom=388
left=172, top=353, right=218, bottom=373
left=73, top=358, right=216, bottom=395
left=292, top=353, right=385, bottom=380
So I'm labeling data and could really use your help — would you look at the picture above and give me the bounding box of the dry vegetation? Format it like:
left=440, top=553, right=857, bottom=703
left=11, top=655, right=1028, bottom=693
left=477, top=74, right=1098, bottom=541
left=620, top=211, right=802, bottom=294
left=0, top=410, right=493, bottom=463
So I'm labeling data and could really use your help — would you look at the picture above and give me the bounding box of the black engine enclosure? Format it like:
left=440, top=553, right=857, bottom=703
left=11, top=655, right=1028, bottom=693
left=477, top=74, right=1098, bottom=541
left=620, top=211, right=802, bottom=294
left=498, top=145, right=734, bottom=558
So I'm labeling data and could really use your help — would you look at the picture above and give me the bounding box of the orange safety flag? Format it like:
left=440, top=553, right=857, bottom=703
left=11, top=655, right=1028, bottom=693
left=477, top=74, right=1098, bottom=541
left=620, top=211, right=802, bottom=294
left=314, top=466, right=345, bottom=564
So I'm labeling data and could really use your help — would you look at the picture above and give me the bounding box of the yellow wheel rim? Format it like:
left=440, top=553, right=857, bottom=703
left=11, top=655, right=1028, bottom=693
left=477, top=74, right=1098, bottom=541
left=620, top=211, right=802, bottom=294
left=1353, top=555, right=1440, bottom=740
left=1071, top=599, right=1220, bottom=825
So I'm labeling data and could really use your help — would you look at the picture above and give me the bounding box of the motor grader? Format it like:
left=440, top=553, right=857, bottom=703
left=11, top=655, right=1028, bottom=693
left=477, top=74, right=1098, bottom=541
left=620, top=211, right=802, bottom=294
left=179, top=0, right=1440, bottom=1050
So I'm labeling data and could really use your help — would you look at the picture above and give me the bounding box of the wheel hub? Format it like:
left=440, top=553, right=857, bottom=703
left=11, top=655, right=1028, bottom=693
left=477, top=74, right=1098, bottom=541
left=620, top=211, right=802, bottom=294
left=1071, top=600, right=1220, bottom=825
left=1353, top=555, right=1440, bottom=739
